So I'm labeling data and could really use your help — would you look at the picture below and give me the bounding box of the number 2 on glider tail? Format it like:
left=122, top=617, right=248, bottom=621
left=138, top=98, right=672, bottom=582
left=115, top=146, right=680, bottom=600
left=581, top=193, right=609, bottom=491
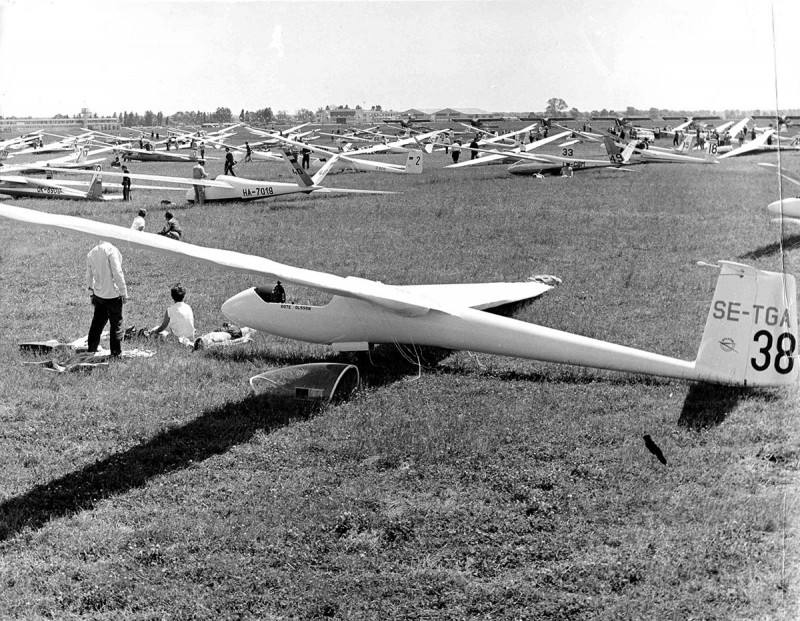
left=751, top=330, right=796, bottom=374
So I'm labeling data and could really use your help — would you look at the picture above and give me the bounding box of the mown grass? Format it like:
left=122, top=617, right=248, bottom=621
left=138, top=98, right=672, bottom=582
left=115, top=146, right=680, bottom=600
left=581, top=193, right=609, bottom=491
left=0, top=132, right=799, bottom=619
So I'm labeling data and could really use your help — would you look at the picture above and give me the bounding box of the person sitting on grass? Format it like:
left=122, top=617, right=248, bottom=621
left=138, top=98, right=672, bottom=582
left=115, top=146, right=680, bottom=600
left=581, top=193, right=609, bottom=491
left=145, top=283, right=195, bottom=346
left=157, top=211, right=182, bottom=240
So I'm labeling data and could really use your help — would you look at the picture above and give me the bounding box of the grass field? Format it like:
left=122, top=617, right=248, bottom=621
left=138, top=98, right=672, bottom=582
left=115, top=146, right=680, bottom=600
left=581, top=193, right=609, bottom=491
left=0, top=132, right=799, bottom=619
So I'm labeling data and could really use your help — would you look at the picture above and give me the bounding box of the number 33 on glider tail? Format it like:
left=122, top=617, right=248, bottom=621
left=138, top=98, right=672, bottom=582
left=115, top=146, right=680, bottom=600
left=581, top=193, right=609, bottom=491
left=0, top=202, right=796, bottom=388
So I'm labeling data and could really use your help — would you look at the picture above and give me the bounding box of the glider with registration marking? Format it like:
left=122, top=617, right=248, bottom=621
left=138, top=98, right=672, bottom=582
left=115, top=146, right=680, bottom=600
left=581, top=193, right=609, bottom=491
left=185, top=148, right=398, bottom=202
left=0, top=164, right=234, bottom=201
left=40, top=149, right=397, bottom=203
left=0, top=202, right=795, bottom=387
left=0, top=172, right=113, bottom=200
left=503, top=142, right=638, bottom=175
left=603, top=136, right=717, bottom=165
left=446, top=130, right=572, bottom=169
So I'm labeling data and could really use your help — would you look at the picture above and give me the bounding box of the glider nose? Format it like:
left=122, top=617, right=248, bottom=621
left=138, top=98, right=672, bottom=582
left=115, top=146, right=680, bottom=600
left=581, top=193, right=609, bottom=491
left=221, top=288, right=263, bottom=328
left=767, top=197, right=800, bottom=218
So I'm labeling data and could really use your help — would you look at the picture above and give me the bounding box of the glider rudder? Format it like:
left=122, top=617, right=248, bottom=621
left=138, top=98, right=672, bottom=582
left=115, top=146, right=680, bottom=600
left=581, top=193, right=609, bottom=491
left=694, top=261, right=798, bottom=386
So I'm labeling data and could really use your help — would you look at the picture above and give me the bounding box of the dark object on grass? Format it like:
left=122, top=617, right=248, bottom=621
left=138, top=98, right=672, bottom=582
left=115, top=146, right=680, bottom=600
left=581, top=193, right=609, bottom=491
left=643, top=434, right=667, bottom=465
left=160, top=199, right=174, bottom=206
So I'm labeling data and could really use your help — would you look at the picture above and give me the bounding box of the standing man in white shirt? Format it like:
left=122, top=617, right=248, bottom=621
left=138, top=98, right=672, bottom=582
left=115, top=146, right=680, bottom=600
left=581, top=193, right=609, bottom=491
left=192, top=159, right=208, bottom=205
left=86, top=241, right=128, bottom=357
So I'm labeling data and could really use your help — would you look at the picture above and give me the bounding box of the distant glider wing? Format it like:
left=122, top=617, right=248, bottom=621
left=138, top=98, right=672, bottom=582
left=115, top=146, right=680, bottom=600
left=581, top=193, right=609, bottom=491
left=758, top=162, right=800, bottom=188
left=718, top=130, right=774, bottom=159
left=24, top=166, right=235, bottom=188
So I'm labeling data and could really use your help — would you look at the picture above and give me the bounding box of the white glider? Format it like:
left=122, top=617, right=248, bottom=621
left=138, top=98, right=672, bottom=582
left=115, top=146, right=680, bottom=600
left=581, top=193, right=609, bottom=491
left=759, top=163, right=800, bottom=225
left=0, top=203, right=795, bottom=387
left=447, top=131, right=573, bottom=169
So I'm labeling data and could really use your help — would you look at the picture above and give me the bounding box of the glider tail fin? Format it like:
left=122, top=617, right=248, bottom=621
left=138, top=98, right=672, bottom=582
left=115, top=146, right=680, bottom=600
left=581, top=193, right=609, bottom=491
left=280, top=148, right=316, bottom=188
left=603, top=136, right=632, bottom=164
left=620, top=141, right=636, bottom=163
left=404, top=150, right=424, bottom=173
left=87, top=171, right=103, bottom=200
left=602, top=135, right=621, bottom=156
left=694, top=261, right=798, bottom=386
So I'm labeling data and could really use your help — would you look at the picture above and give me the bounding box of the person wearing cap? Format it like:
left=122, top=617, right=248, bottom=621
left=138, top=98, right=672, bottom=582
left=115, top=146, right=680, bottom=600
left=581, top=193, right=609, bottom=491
left=192, top=159, right=208, bottom=205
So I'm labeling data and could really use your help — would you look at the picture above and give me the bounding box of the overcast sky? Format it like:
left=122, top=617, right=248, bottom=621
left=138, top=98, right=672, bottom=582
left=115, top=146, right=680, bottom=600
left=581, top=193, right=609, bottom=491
left=1, top=0, right=798, bottom=118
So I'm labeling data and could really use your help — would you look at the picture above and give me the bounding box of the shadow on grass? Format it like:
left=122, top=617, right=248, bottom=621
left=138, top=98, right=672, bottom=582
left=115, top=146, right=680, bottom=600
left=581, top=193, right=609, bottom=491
left=678, top=383, right=762, bottom=429
left=0, top=392, right=315, bottom=542
left=738, top=233, right=800, bottom=260
left=0, top=346, right=451, bottom=541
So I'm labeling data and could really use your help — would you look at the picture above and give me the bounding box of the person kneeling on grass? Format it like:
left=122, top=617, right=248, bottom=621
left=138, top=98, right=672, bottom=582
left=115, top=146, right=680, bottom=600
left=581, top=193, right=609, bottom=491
left=145, top=283, right=195, bottom=346
left=157, top=211, right=182, bottom=240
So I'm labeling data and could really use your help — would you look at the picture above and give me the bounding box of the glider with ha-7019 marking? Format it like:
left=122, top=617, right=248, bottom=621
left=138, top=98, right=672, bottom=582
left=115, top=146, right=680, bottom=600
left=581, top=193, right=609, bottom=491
left=0, top=166, right=233, bottom=201
left=184, top=148, right=397, bottom=202
left=20, top=149, right=396, bottom=202
left=0, top=204, right=795, bottom=388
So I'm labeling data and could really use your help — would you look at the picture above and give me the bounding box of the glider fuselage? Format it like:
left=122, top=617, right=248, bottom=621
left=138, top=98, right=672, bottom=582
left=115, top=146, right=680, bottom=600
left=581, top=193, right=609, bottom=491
left=184, top=176, right=314, bottom=202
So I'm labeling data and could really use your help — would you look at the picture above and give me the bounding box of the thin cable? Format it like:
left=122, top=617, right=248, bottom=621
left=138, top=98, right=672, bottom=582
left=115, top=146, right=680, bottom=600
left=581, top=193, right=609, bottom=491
left=770, top=4, right=786, bottom=277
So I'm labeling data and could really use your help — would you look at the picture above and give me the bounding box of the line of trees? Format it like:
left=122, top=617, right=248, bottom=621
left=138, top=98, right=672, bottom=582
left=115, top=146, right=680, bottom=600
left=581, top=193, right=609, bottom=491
left=114, top=107, right=235, bottom=127
left=538, top=98, right=800, bottom=120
